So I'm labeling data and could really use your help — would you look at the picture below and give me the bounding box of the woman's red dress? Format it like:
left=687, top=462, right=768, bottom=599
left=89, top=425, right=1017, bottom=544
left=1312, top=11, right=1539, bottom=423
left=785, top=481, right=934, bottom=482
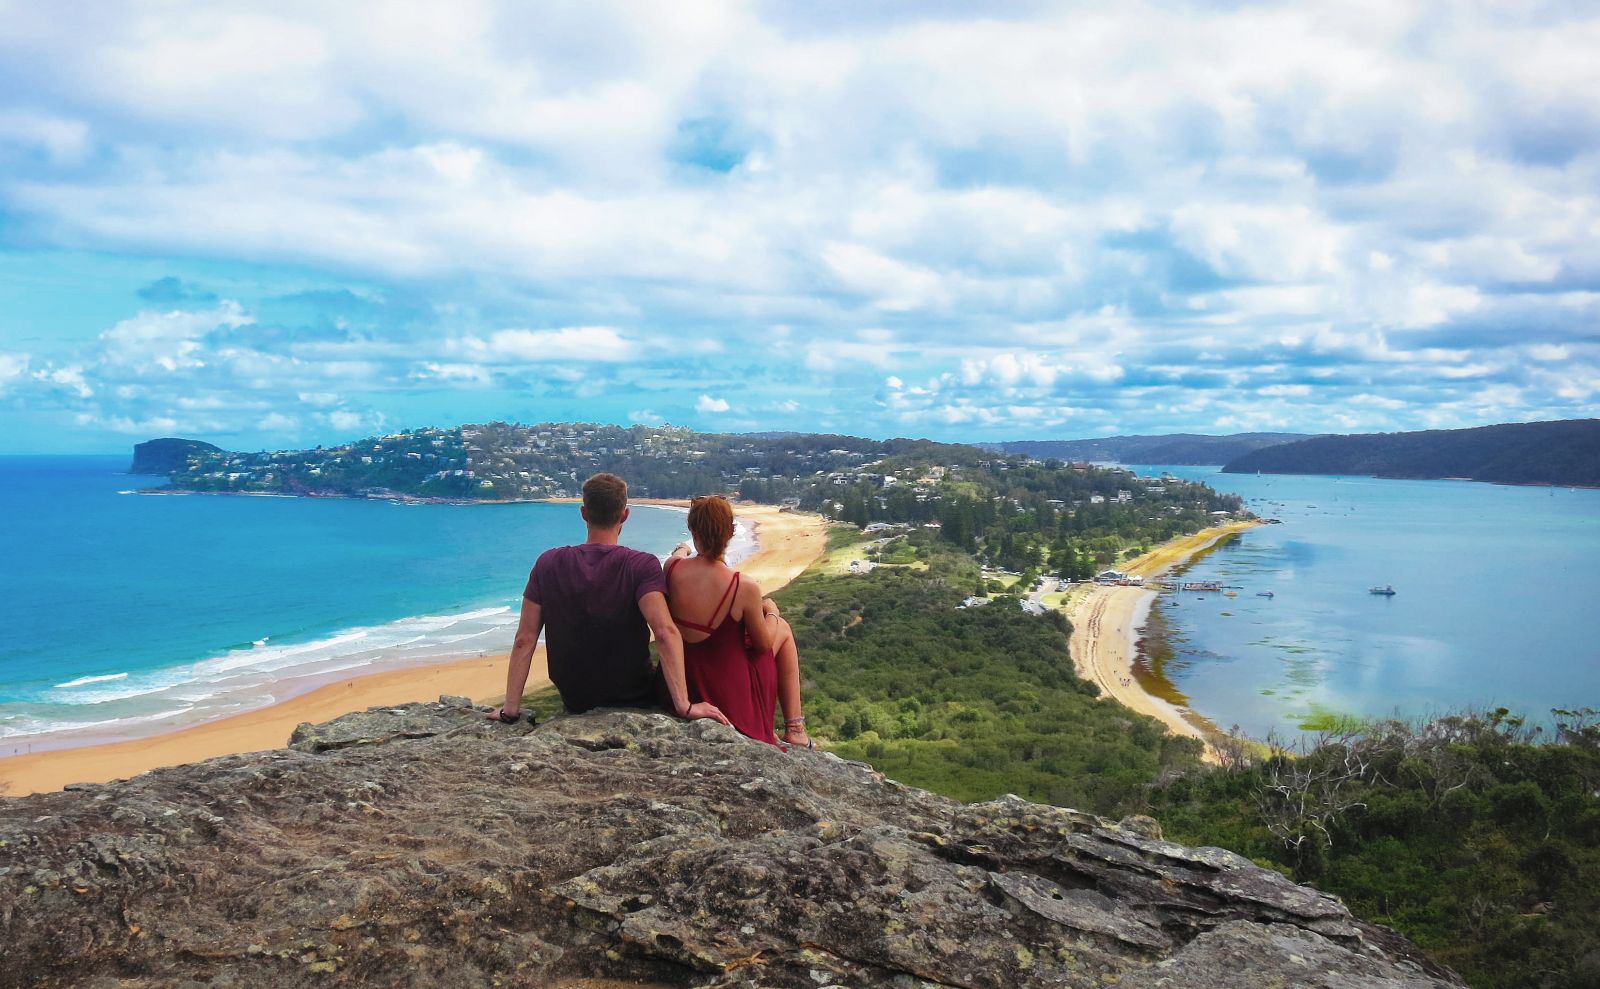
left=666, top=561, right=780, bottom=746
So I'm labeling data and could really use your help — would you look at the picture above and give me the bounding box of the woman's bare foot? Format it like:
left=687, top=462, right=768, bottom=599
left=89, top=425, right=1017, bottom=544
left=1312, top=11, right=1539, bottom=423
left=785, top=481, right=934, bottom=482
left=783, top=716, right=814, bottom=749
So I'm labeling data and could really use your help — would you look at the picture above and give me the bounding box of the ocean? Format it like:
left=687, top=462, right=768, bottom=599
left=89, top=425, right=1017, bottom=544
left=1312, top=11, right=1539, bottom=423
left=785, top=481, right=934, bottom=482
left=1133, top=465, right=1600, bottom=740
left=0, top=456, right=746, bottom=753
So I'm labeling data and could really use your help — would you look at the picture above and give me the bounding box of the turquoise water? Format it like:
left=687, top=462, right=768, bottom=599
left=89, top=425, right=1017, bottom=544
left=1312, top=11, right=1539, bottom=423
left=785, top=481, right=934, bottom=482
left=0, top=457, right=714, bottom=752
left=1133, top=466, right=1600, bottom=739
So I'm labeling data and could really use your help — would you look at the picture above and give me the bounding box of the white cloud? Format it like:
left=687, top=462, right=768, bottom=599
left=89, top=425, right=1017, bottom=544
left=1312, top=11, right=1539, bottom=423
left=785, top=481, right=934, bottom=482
left=98, top=301, right=253, bottom=372
left=258, top=412, right=299, bottom=432
left=820, top=243, right=946, bottom=312
left=0, top=110, right=90, bottom=163
left=961, top=353, right=1061, bottom=390
left=457, top=326, right=634, bottom=363
left=99, top=414, right=183, bottom=435
left=326, top=410, right=373, bottom=432
left=0, top=353, right=31, bottom=394
left=695, top=394, right=730, bottom=413
left=35, top=365, right=94, bottom=397
left=804, top=340, right=902, bottom=372
left=415, top=362, right=492, bottom=384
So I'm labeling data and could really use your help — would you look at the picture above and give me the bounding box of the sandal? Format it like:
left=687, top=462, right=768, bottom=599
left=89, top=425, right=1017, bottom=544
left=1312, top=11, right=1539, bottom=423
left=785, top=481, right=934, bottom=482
left=783, top=716, right=816, bottom=751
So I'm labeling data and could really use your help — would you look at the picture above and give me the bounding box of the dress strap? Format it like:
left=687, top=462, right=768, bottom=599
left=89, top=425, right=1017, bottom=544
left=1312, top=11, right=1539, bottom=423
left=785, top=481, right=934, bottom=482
left=705, top=571, right=741, bottom=630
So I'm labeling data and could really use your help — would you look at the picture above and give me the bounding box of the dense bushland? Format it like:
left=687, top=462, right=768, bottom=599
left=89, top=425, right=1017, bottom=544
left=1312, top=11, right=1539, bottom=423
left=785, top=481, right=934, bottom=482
left=1144, top=712, right=1600, bottom=989
left=774, top=537, right=1204, bottom=813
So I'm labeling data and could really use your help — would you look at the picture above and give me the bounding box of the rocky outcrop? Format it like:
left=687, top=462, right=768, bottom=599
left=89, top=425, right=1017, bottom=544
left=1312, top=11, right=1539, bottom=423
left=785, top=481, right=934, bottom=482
left=0, top=702, right=1463, bottom=988
left=129, top=437, right=222, bottom=475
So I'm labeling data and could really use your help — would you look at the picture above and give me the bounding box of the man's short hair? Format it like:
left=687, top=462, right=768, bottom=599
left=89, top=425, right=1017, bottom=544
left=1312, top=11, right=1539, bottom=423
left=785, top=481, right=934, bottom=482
left=582, top=473, right=629, bottom=528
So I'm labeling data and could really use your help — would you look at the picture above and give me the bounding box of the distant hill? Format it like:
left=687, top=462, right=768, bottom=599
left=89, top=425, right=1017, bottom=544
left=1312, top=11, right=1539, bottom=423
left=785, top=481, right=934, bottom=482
left=990, top=433, right=1311, bottom=466
left=129, top=437, right=222, bottom=474
left=1221, top=419, right=1600, bottom=486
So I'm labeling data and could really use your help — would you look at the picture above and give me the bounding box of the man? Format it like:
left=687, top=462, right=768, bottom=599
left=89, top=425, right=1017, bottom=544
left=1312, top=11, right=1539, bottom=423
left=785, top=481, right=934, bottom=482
left=488, top=472, right=729, bottom=725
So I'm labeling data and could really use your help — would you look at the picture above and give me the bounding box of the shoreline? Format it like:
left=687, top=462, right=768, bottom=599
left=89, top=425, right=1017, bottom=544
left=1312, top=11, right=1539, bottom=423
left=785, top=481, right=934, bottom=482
left=0, top=504, right=829, bottom=797
left=1214, top=468, right=1600, bottom=490
left=1064, top=521, right=1261, bottom=759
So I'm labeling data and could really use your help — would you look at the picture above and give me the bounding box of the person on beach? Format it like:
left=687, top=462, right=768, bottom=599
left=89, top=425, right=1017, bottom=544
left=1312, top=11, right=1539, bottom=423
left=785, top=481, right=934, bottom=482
left=487, top=473, right=729, bottom=726
left=664, top=495, right=814, bottom=749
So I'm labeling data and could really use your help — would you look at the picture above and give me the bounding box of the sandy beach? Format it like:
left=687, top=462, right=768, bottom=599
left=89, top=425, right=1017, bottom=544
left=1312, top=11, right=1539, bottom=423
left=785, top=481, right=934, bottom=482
left=0, top=503, right=829, bottom=797
left=1065, top=521, right=1261, bottom=758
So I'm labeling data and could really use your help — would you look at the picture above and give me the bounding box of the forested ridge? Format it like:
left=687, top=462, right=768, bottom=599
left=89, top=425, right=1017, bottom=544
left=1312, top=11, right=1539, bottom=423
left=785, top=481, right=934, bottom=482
left=1222, top=419, right=1600, bottom=486
left=992, top=432, right=1310, bottom=465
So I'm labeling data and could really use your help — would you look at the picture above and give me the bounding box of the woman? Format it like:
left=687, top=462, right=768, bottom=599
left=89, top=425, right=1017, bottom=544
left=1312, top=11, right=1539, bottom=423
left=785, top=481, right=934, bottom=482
left=665, top=495, right=814, bottom=749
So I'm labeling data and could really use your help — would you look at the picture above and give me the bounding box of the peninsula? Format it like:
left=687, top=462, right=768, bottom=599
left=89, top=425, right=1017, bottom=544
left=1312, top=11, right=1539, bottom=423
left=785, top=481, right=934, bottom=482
left=137, top=423, right=1248, bottom=577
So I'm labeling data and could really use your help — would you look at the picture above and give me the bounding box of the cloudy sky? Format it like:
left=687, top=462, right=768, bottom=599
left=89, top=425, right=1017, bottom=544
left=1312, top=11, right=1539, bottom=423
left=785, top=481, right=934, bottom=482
left=2, top=0, right=1598, bottom=452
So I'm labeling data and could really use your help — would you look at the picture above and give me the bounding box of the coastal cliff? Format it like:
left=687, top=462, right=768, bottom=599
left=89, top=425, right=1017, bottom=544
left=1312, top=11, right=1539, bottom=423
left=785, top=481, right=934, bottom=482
left=0, top=701, right=1461, bottom=988
left=129, top=437, right=221, bottom=475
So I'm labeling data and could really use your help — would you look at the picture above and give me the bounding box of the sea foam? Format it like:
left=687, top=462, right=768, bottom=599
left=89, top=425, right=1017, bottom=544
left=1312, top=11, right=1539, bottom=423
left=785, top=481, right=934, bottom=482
left=52, top=672, right=130, bottom=690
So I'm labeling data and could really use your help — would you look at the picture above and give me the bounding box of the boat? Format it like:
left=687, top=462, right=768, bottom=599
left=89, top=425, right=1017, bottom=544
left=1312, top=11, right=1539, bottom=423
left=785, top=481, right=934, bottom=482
left=1256, top=591, right=1274, bottom=598
left=1369, top=585, right=1396, bottom=596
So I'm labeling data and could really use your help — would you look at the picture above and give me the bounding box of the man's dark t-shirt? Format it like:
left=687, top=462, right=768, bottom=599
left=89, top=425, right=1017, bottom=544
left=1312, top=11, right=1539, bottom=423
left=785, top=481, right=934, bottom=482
left=523, top=543, right=667, bottom=713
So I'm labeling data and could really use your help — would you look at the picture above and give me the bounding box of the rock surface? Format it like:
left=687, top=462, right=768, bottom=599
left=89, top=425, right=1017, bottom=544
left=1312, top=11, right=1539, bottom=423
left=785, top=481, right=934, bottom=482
left=0, top=702, right=1464, bottom=988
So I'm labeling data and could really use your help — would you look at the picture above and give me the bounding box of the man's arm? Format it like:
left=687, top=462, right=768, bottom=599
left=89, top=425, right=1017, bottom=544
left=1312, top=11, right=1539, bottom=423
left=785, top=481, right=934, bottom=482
left=638, top=591, right=730, bottom=725
left=487, top=596, right=542, bottom=721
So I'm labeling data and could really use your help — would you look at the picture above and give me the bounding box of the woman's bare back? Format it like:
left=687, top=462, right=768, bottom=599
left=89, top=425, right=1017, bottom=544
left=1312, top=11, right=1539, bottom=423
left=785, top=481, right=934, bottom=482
left=665, top=557, right=747, bottom=644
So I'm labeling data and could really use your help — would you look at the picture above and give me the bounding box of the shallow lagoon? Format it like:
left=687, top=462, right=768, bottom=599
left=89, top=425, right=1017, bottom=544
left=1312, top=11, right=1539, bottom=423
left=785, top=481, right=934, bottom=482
left=1133, top=466, right=1600, bottom=739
